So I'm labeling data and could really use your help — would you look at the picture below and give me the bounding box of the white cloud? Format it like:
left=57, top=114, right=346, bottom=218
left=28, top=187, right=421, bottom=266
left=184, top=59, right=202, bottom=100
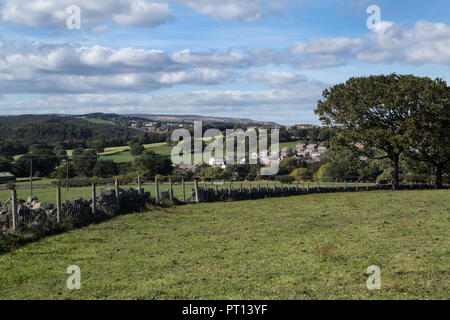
left=171, top=49, right=250, bottom=68
left=248, top=72, right=309, bottom=87
left=1, top=0, right=173, bottom=28
left=287, top=21, right=450, bottom=68
left=172, top=0, right=264, bottom=21
left=0, top=43, right=236, bottom=93
left=291, top=37, right=364, bottom=55
left=362, top=20, right=450, bottom=64
left=112, top=1, right=172, bottom=27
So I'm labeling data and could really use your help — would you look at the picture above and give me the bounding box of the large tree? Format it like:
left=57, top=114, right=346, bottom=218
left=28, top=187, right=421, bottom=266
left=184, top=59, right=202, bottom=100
left=405, top=78, right=449, bottom=188
left=315, top=74, right=443, bottom=189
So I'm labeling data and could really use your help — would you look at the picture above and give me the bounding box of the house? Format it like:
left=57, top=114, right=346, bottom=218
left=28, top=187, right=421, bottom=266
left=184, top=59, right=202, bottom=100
left=317, top=146, right=327, bottom=153
left=0, top=172, right=15, bottom=184
left=209, top=157, right=225, bottom=167
left=177, top=163, right=197, bottom=173
left=311, top=152, right=321, bottom=159
left=297, top=151, right=310, bottom=158
left=250, top=152, right=259, bottom=161
left=259, top=150, right=270, bottom=158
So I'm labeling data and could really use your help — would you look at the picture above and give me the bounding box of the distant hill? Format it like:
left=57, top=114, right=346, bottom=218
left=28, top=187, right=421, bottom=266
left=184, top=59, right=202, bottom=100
left=126, top=114, right=279, bottom=126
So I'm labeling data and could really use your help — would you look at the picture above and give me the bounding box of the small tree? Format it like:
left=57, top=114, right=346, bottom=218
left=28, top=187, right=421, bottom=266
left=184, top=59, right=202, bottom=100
left=133, top=150, right=172, bottom=179
left=290, top=168, right=313, bottom=181
left=129, top=142, right=145, bottom=156
left=93, top=160, right=119, bottom=178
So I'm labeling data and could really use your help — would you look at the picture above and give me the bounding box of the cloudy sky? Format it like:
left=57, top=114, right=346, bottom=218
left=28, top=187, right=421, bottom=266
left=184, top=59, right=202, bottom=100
left=0, top=0, right=449, bottom=124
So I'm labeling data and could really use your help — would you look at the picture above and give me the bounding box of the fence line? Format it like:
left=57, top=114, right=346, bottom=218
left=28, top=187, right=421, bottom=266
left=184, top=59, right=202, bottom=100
left=0, top=178, right=447, bottom=234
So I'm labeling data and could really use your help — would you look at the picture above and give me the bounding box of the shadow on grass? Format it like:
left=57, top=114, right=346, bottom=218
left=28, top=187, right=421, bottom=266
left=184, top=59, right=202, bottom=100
left=0, top=200, right=180, bottom=255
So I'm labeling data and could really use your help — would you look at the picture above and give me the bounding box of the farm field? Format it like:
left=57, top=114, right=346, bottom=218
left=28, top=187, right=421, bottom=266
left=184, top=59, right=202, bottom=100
left=11, top=140, right=306, bottom=163
left=66, top=142, right=168, bottom=158
left=0, top=190, right=448, bottom=300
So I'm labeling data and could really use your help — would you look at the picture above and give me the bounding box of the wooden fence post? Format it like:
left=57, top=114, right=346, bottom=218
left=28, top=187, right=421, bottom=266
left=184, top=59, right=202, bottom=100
left=56, top=186, right=61, bottom=223
left=307, top=183, right=310, bottom=193
left=155, top=179, right=160, bottom=203
left=215, top=185, right=218, bottom=197
left=137, top=175, right=142, bottom=195
left=316, top=179, right=320, bottom=192
left=203, top=180, right=206, bottom=190
left=344, top=180, right=346, bottom=190
left=169, top=179, right=173, bottom=202
left=92, top=182, right=96, bottom=214
left=30, top=158, right=33, bottom=196
left=11, top=189, right=18, bottom=232
left=194, top=180, right=200, bottom=203
left=115, top=178, right=120, bottom=208
left=356, top=180, right=359, bottom=191
left=182, top=179, right=186, bottom=202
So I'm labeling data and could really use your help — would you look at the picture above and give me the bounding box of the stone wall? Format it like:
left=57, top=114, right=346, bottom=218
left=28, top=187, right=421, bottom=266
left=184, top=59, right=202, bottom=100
left=0, top=187, right=151, bottom=233
left=0, top=181, right=438, bottom=234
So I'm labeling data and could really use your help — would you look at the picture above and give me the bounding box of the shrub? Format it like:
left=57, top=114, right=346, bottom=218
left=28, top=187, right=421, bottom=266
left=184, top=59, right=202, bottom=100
left=154, top=174, right=167, bottom=182
left=5, top=182, right=15, bottom=190
left=290, top=168, right=313, bottom=181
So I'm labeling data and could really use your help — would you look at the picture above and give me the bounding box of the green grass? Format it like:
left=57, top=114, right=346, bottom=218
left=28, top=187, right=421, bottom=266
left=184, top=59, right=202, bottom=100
left=84, top=118, right=116, bottom=125
left=0, top=190, right=448, bottom=300
left=99, top=143, right=173, bottom=163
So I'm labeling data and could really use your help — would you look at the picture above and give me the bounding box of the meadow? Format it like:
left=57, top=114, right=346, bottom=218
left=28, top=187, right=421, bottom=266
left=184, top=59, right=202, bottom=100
left=0, top=189, right=448, bottom=300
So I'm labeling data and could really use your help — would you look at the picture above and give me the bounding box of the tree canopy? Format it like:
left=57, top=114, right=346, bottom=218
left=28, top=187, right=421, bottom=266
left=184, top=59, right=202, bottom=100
left=316, top=74, right=449, bottom=189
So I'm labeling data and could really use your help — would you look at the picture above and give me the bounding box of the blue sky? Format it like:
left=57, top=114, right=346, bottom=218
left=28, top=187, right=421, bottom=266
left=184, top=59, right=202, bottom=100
left=0, top=0, right=449, bottom=124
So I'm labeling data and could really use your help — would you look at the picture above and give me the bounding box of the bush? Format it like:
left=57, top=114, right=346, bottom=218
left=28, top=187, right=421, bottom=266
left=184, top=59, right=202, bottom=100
left=5, top=182, right=15, bottom=190
left=290, top=167, right=313, bottom=181
left=154, top=174, right=167, bottom=182
left=0, top=234, right=18, bottom=253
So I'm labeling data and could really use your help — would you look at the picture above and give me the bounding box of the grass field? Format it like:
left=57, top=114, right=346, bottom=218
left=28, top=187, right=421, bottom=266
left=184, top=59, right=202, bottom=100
left=84, top=118, right=117, bottom=125
left=13, top=140, right=305, bottom=163
left=0, top=189, right=448, bottom=300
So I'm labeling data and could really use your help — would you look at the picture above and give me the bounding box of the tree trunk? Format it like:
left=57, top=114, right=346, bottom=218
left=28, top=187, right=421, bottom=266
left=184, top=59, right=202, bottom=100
left=391, top=154, right=400, bottom=190
left=435, top=164, right=443, bottom=189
